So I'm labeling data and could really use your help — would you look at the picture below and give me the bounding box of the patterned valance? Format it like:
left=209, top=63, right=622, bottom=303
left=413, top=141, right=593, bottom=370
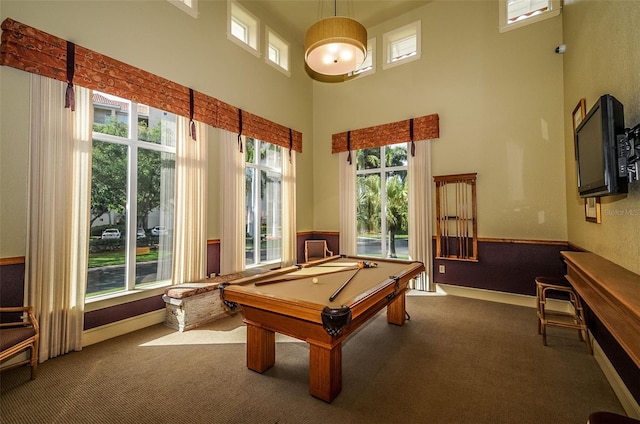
left=0, top=18, right=303, bottom=152
left=331, top=113, right=439, bottom=154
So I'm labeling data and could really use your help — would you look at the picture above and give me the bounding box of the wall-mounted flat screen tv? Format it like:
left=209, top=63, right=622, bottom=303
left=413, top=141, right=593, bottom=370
left=575, top=94, right=628, bottom=198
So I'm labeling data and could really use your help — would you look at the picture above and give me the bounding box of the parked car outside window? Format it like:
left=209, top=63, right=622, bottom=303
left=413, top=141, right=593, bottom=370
left=101, top=228, right=121, bottom=239
left=137, top=228, right=146, bottom=239
left=151, top=226, right=168, bottom=236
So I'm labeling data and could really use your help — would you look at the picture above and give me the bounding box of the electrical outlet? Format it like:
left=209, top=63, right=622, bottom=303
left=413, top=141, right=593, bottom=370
left=439, top=265, right=445, bottom=274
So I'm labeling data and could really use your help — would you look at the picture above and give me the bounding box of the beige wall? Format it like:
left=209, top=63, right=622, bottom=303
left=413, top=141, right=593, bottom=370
left=312, top=1, right=567, bottom=241
left=3, top=0, right=637, bottom=276
left=0, top=0, right=315, bottom=258
left=563, top=0, right=640, bottom=274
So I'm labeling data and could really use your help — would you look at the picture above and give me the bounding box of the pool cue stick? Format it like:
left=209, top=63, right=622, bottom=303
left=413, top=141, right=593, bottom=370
left=254, top=274, right=309, bottom=286
left=329, top=268, right=360, bottom=302
left=254, top=266, right=358, bottom=286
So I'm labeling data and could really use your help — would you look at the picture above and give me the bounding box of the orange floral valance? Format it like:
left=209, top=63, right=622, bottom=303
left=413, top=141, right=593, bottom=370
left=331, top=114, right=439, bottom=154
left=0, top=18, right=303, bottom=152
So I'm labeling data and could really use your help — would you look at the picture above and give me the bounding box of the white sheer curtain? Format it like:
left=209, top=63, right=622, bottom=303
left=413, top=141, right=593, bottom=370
left=408, top=141, right=433, bottom=291
left=26, top=75, right=91, bottom=361
left=281, top=150, right=297, bottom=266
left=338, top=152, right=357, bottom=256
left=171, top=117, right=207, bottom=284
left=219, top=130, right=246, bottom=274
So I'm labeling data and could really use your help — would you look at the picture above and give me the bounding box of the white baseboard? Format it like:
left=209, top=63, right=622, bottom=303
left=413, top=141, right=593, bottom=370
left=434, top=283, right=572, bottom=313
left=433, top=283, right=639, bottom=417
left=82, top=309, right=166, bottom=347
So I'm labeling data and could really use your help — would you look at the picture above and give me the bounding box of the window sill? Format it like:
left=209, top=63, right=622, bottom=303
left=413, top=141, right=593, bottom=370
left=85, top=281, right=171, bottom=312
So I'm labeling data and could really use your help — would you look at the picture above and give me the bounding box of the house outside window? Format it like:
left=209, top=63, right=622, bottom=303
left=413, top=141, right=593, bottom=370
left=383, top=21, right=421, bottom=70
left=245, top=137, right=282, bottom=266
left=499, top=0, right=561, bottom=33
left=88, top=92, right=176, bottom=298
left=356, top=143, right=409, bottom=259
left=228, top=0, right=260, bottom=57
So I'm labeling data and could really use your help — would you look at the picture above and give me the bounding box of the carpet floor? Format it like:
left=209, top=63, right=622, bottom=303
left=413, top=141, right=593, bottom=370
left=0, top=294, right=625, bottom=423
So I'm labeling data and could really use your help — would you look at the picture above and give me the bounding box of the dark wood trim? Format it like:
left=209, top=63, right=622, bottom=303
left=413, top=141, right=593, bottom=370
left=0, top=256, right=25, bottom=266
left=207, top=239, right=220, bottom=245
left=477, top=238, right=568, bottom=246
left=567, top=241, right=588, bottom=252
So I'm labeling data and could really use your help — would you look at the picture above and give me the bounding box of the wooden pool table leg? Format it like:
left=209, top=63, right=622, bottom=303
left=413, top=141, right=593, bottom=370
left=245, top=322, right=275, bottom=373
left=386, top=291, right=407, bottom=325
left=309, top=342, right=342, bottom=402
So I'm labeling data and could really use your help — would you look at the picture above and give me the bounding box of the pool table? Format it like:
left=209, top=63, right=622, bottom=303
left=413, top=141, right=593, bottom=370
left=219, top=255, right=425, bottom=402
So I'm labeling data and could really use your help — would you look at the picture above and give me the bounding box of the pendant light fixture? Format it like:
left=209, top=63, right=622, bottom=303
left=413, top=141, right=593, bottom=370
left=304, top=0, right=367, bottom=77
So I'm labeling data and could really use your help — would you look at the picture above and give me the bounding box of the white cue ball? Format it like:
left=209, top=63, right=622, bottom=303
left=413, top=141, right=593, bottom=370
left=312, top=277, right=319, bottom=284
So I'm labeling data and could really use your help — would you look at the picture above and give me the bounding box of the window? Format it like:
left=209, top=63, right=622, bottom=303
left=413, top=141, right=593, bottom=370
left=228, top=0, right=260, bottom=57
left=266, top=27, right=290, bottom=76
left=383, top=21, right=420, bottom=70
left=499, top=0, right=561, bottom=33
left=88, top=92, right=176, bottom=298
left=350, top=38, right=375, bottom=77
left=167, top=0, right=198, bottom=18
left=356, top=144, right=409, bottom=259
left=245, top=138, right=282, bottom=266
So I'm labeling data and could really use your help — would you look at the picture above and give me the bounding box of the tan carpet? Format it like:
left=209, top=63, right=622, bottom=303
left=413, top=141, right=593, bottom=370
left=0, top=294, right=625, bottom=423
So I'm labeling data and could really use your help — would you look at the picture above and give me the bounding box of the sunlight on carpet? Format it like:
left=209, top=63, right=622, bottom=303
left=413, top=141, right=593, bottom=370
left=138, top=314, right=299, bottom=347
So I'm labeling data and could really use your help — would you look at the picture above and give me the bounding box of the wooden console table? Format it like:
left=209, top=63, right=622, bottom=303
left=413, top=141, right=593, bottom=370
left=561, top=251, right=640, bottom=368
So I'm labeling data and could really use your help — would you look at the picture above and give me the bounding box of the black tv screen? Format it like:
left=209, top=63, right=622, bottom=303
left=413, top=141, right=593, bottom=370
left=575, top=94, right=627, bottom=197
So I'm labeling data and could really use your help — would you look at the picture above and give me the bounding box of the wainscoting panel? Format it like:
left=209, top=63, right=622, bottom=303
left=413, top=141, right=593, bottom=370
left=433, top=239, right=574, bottom=296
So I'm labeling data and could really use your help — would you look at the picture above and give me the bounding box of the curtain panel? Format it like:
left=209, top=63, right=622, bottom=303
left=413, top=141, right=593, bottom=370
left=219, top=130, right=246, bottom=275
left=0, top=18, right=303, bottom=152
left=26, top=75, right=91, bottom=361
left=331, top=114, right=439, bottom=154
left=407, top=141, right=433, bottom=291
left=171, top=117, right=208, bottom=285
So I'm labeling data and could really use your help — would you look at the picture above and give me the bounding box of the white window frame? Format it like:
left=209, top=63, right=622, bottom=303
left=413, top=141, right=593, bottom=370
left=349, top=38, right=376, bottom=78
left=228, top=0, right=260, bottom=58
left=355, top=144, right=409, bottom=259
left=265, top=26, right=291, bottom=76
left=383, top=21, right=421, bottom=70
left=245, top=138, right=283, bottom=268
left=499, top=0, right=561, bottom=33
left=167, top=0, right=198, bottom=19
left=89, top=93, right=177, bottom=298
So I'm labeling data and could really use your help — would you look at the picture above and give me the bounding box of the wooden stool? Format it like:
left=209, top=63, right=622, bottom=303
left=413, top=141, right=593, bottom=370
left=535, top=276, right=592, bottom=354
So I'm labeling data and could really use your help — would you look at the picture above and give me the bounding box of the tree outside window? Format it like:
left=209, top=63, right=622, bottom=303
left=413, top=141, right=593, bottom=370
left=356, top=143, right=409, bottom=259
left=87, top=92, right=176, bottom=297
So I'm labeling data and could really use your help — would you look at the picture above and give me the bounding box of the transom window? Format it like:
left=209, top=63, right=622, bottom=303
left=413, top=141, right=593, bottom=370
left=245, top=138, right=282, bottom=266
left=266, top=27, right=290, bottom=76
left=350, top=38, right=375, bottom=77
left=228, top=0, right=260, bottom=57
left=88, top=92, right=176, bottom=298
left=383, top=21, right=421, bottom=70
left=167, top=0, right=198, bottom=18
left=356, top=144, right=409, bottom=259
left=499, top=0, right=561, bottom=33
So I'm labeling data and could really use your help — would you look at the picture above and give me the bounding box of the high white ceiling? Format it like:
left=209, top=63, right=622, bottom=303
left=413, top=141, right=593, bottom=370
left=238, top=1, right=432, bottom=40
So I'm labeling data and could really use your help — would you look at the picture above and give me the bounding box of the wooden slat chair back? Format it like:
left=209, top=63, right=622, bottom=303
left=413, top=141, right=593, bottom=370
left=304, top=240, right=333, bottom=263
left=0, top=306, right=40, bottom=379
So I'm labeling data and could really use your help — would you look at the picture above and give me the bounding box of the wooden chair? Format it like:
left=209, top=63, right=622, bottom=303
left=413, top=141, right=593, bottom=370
left=304, top=240, right=333, bottom=262
left=536, top=276, right=592, bottom=354
left=0, top=306, right=40, bottom=379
